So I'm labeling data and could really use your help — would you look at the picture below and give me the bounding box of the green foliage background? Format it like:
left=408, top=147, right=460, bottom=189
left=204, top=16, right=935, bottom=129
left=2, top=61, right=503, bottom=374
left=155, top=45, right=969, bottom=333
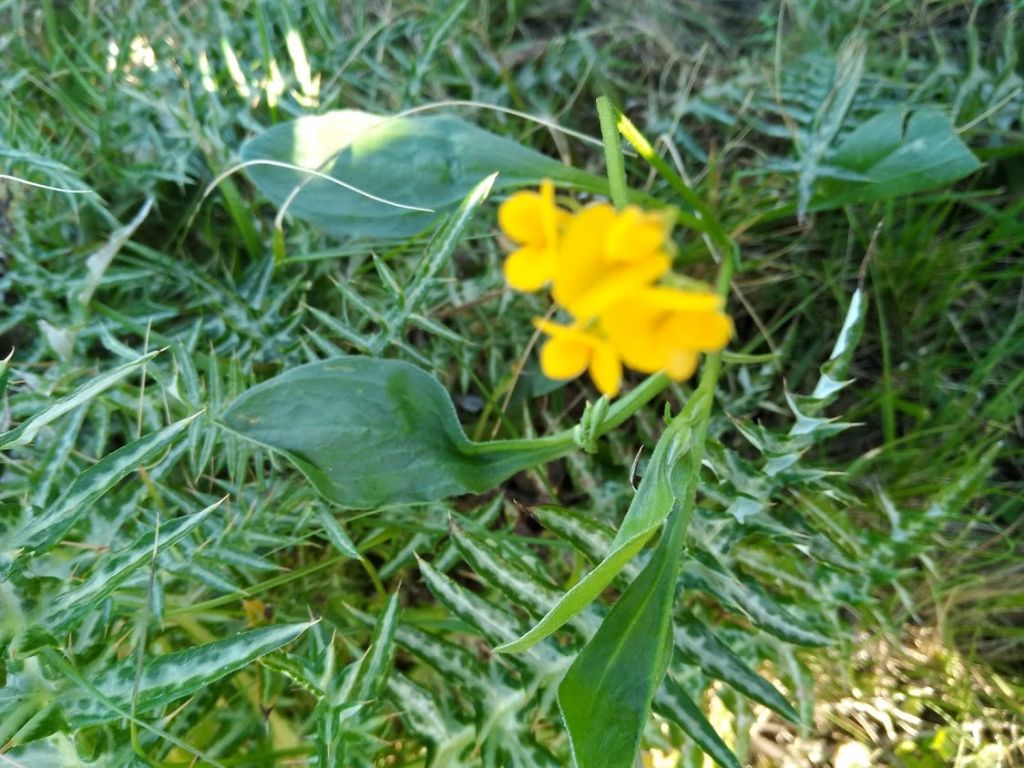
left=1, top=1, right=1021, bottom=766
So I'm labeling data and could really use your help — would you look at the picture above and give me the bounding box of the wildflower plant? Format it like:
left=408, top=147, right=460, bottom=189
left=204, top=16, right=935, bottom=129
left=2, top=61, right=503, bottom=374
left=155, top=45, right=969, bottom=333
left=213, top=97, right=891, bottom=767
left=0, top=27, right=995, bottom=765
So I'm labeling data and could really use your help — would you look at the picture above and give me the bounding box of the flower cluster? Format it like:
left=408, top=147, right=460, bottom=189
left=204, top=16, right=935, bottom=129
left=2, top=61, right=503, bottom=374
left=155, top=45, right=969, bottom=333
left=498, top=181, right=732, bottom=396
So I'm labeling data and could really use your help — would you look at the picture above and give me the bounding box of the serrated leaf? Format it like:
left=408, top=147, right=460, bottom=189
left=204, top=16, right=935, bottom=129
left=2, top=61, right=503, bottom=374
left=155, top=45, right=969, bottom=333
left=387, top=670, right=475, bottom=767
left=241, top=109, right=602, bottom=239
left=0, top=351, right=160, bottom=450
left=531, top=505, right=616, bottom=564
left=653, top=676, right=740, bottom=768
left=354, top=592, right=400, bottom=702
left=809, top=287, right=868, bottom=404
left=673, top=616, right=798, bottom=722
left=684, top=555, right=831, bottom=647
left=450, top=526, right=563, bottom=620
left=45, top=498, right=224, bottom=631
left=60, top=622, right=313, bottom=726
left=221, top=356, right=570, bottom=508
left=416, top=557, right=525, bottom=648
left=3, top=414, right=199, bottom=562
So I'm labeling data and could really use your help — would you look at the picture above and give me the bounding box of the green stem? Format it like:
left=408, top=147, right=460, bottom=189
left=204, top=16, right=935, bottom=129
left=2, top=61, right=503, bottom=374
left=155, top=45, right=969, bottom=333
left=596, top=95, right=629, bottom=210
left=615, top=110, right=735, bottom=262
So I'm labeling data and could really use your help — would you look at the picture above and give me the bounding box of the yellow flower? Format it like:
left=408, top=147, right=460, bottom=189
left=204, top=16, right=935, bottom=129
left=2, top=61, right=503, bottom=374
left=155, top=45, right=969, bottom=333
left=498, top=180, right=568, bottom=291
left=552, top=203, right=675, bottom=320
left=534, top=318, right=623, bottom=397
left=498, top=182, right=733, bottom=397
left=602, top=287, right=732, bottom=380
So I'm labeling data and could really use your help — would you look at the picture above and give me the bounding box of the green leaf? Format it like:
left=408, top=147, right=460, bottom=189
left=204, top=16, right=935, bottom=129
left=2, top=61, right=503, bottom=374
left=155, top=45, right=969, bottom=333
left=673, top=616, right=798, bottom=722
left=496, top=391, right=706, bottom=654
left=316, top=508, right=360, bottom=559
left=684, top=554, right=831, bottom=647
left=60, top=622, right=313, bottom=726
left=450, top=525, right=566, bottom=621
left=653, top=676, right=740, bottom=768
left=0, top=351, right=160, bottom=450
left=809, top=287, right=868, bottom=403
left=814, top=108, right=980, bottom=209
left=240, top=109, right=602, bottom=239
left=531, top=505, right=617, bottom=565
left=45, top=498, right=224, bottom=632
left=354, top=592, right=400, bottom=702
left=557, top=506, right=688, bottom=768
left=3, top=414, right=199, bottom=562
left=221, top=356, right=570, bottom=508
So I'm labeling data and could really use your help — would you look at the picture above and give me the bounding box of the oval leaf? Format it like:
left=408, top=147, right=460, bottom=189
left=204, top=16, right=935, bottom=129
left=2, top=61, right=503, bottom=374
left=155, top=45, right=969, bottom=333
left=221, top=356, right=570, bottom=509
left=241, top=109, right=602, bottom=239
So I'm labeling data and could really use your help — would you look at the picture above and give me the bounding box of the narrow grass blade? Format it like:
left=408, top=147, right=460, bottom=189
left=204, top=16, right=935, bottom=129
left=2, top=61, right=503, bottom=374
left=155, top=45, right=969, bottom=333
left=654, top=676, right=740, bottom=768
left=0, top=351, right=161, bottom=450
left=674, top=617, right=798, bottom=722
left=61, top=622, right=314, bottom=726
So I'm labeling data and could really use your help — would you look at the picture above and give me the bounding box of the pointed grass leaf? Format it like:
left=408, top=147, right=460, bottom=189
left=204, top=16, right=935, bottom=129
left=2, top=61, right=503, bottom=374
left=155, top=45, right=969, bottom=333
left=653, top=676, right=740, bottom=768
left=673, top=616, right=798, bottom=722
left=415, top=556, right=524, bottom=647
left=221, top=357, right=570, bottom=508
left=61, top=622, right=313, bottom=726
left=496, top=392, right=706, bottom=654
left=0, top=351, right=161, bottom=450
left=240, top=109, right=601, bottom=239
left=4, top=414, right=199, bottom=561
left=316, top=508, right=361, bottom=559
left=46, top=498, right=224, bottom=631
left=684, top=555, right=831, bottom=647
left=450, top=526, right=563, bottom=619
left=810, top=287, right=868, bottom=403
left=531, top=505, right=616, bottom=564
left=354, top=591, right=400, bottom=702
left=557, top=506, right=688, bottom=768
left=814, top=108, right=980, bottom=210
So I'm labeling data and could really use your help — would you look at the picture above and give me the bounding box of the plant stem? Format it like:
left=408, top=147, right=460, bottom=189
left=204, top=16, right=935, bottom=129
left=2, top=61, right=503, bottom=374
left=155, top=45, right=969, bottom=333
left=596, top=95, right=629, bottom=210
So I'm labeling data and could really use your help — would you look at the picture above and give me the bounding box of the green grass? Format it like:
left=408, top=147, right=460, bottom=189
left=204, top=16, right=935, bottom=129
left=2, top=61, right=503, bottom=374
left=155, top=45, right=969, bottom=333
left=1, top=1, right=1022, bottom=766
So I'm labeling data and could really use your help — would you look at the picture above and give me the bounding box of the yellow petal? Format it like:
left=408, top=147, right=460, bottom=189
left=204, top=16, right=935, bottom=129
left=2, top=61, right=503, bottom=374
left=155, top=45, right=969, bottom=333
left=589, top=342, right=623, bottom=397
left=564, top=255, right=671, bottom=320
left=665, top=350, right=699, bottom=380
left=539, top=179, right=560, bottom=248
left=498, top=191, right=547, bottom=244
left=598, top=296, right=666, bottom=373
left=551, top=203, right=617, bottom=309
left=639, top=286, right=724, bottom=313
left=658, top=310, right=733, bottom=352
left=539, top=336, right=591, bottom=380
left=504, top=245, right=555, bottom=292
left=533, top=318, right=596, bottom=344
left=605, top=206, right=674, bottom=263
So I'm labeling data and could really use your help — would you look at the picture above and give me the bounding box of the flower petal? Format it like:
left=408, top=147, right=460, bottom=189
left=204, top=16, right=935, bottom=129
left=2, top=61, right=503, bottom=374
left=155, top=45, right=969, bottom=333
left=605, top=206, right=674, bottom=263
left=498, top=191, right=547, bottom=244
left=565, top=255, right=671, bottom=320
left=640, top=286, right=724, bottom=312
left=551, top=203, right=617, bottom=309
left=600, top=304, right=665, bottom=373
left=539, top=336, right=591, bottom=381
left=589, top=342, right=623, bottom=397
left=504, top=246, right=555, bottom=292
left=658, top=310, right=733, bottom=352
left=665, top=350, right=699, bottom=381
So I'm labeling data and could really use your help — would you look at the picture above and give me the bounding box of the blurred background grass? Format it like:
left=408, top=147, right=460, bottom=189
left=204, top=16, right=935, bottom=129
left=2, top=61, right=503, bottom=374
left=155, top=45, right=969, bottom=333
left=1, top=0, right=1021, bottom=765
